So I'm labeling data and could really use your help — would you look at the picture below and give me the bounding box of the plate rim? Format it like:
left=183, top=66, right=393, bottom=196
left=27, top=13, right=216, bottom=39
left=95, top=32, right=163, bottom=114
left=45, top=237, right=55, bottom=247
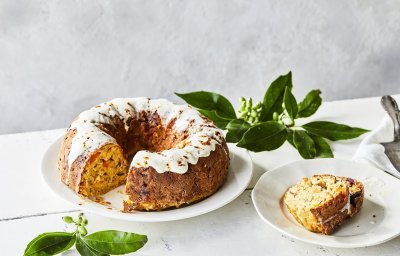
left=251, top=158, right=400, bottom=248
left=41, top=136, right=253, bottom=222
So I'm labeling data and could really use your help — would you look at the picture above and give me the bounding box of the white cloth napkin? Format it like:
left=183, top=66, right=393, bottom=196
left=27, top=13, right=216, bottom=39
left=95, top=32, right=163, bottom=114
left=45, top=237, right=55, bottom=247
left=353, top=115, right=400, bottom=178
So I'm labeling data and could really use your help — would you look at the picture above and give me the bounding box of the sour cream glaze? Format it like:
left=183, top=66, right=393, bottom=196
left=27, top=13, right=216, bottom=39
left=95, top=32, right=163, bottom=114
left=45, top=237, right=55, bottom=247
left=66, top=98, right=225, bottom=183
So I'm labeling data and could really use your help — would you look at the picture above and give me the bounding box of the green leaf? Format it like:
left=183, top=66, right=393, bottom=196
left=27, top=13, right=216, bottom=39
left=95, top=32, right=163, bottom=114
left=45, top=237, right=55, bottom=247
left=302, top=121, right=369, bottom=141
left=237, top=122, right=287, bottom=152
left=297, top=89, right=322, bottom=118
left=286, top=129, right=295, bottom=147
left=24, top=232, right=76, bottom=256
left=225, top=119, right=251, bottom=143
left=260, top=71, right=293, bottom=121
left=283, top=87, right=298, bottom=120
left=293, top=130, right=316, bottom=159
left=82, top=230, right=148, bottom=255
left=198, top=109, right=232, bottom=129
left=175, top=91, right=236, bottom=119
left=308, top=133, right=334, bottom=158
left=76, top=236, right=109, bottom=256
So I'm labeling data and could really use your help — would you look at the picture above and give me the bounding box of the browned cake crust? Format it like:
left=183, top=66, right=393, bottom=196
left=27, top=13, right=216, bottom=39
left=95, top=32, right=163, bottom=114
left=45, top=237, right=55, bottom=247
left=123, top=143, right=229, bottom=211
left=58, top=106, right=230, bottom=211
left=320, top=178, right=364, bottom=234
left=283, top=174, right=364, bottom=235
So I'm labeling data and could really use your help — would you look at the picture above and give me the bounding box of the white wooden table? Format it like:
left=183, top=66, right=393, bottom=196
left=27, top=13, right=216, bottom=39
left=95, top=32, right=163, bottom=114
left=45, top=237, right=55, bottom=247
left=1, top=95, right=400, bottom=256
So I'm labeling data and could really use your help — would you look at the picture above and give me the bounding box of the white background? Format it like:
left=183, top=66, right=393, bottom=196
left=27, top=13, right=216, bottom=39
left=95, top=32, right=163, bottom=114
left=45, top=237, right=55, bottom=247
left=1, top=0, right=400, bottom=134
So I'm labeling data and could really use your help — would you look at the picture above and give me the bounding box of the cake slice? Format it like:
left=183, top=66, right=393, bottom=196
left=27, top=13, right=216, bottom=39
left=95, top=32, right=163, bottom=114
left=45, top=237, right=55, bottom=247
left=283, top=174, right=364, bottom=235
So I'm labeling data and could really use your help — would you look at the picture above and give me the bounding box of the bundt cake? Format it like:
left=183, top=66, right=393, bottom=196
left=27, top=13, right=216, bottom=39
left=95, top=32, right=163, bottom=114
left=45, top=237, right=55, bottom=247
left=283, top=174, right=364, bottom=235
left=58, top=98, right=230, bottom=211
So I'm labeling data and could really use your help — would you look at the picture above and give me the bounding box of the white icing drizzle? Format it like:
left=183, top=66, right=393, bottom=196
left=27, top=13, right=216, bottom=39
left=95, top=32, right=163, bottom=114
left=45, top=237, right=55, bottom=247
left=66, top=98, right=224, bottom=183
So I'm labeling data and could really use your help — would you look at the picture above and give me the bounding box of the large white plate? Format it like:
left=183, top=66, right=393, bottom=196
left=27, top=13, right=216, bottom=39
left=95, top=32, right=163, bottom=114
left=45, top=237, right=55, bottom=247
left=42, top=137, right=252, bottom=222
left=252, top=158, right=400, bottom=248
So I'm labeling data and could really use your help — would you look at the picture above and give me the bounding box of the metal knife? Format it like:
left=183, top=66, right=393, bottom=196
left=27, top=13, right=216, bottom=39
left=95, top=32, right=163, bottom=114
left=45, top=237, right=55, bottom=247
left=381, top=95, right=400, bottom=172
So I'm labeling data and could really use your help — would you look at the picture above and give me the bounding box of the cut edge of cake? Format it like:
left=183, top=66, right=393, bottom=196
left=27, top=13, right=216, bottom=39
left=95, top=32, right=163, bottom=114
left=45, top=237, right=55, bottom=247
left=283, top=174, right=364, bottom=235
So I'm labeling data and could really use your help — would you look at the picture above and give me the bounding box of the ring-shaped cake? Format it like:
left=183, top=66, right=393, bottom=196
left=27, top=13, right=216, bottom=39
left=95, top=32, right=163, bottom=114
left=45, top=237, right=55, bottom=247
left=58, top=98, right=230, bottom=211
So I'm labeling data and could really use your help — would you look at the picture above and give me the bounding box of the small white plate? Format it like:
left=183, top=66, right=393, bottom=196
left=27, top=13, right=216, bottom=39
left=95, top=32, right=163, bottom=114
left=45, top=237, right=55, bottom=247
left=252, top=158, right=400, bottom=248
left=42, top=137, right=252, bottom=222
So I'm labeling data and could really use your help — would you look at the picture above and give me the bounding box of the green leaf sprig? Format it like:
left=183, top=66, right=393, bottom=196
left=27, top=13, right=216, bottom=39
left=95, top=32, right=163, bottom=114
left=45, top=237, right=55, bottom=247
left=176, top=71, right=369, bottom=159
left=24, top=213, right=147, bottom=256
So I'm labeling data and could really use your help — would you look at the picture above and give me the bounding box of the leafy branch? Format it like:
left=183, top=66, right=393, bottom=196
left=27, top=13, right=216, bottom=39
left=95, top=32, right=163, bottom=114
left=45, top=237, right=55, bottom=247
left=176, top=71, right=369, bottom=159
left=24, top=213, right=147, bottom=256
